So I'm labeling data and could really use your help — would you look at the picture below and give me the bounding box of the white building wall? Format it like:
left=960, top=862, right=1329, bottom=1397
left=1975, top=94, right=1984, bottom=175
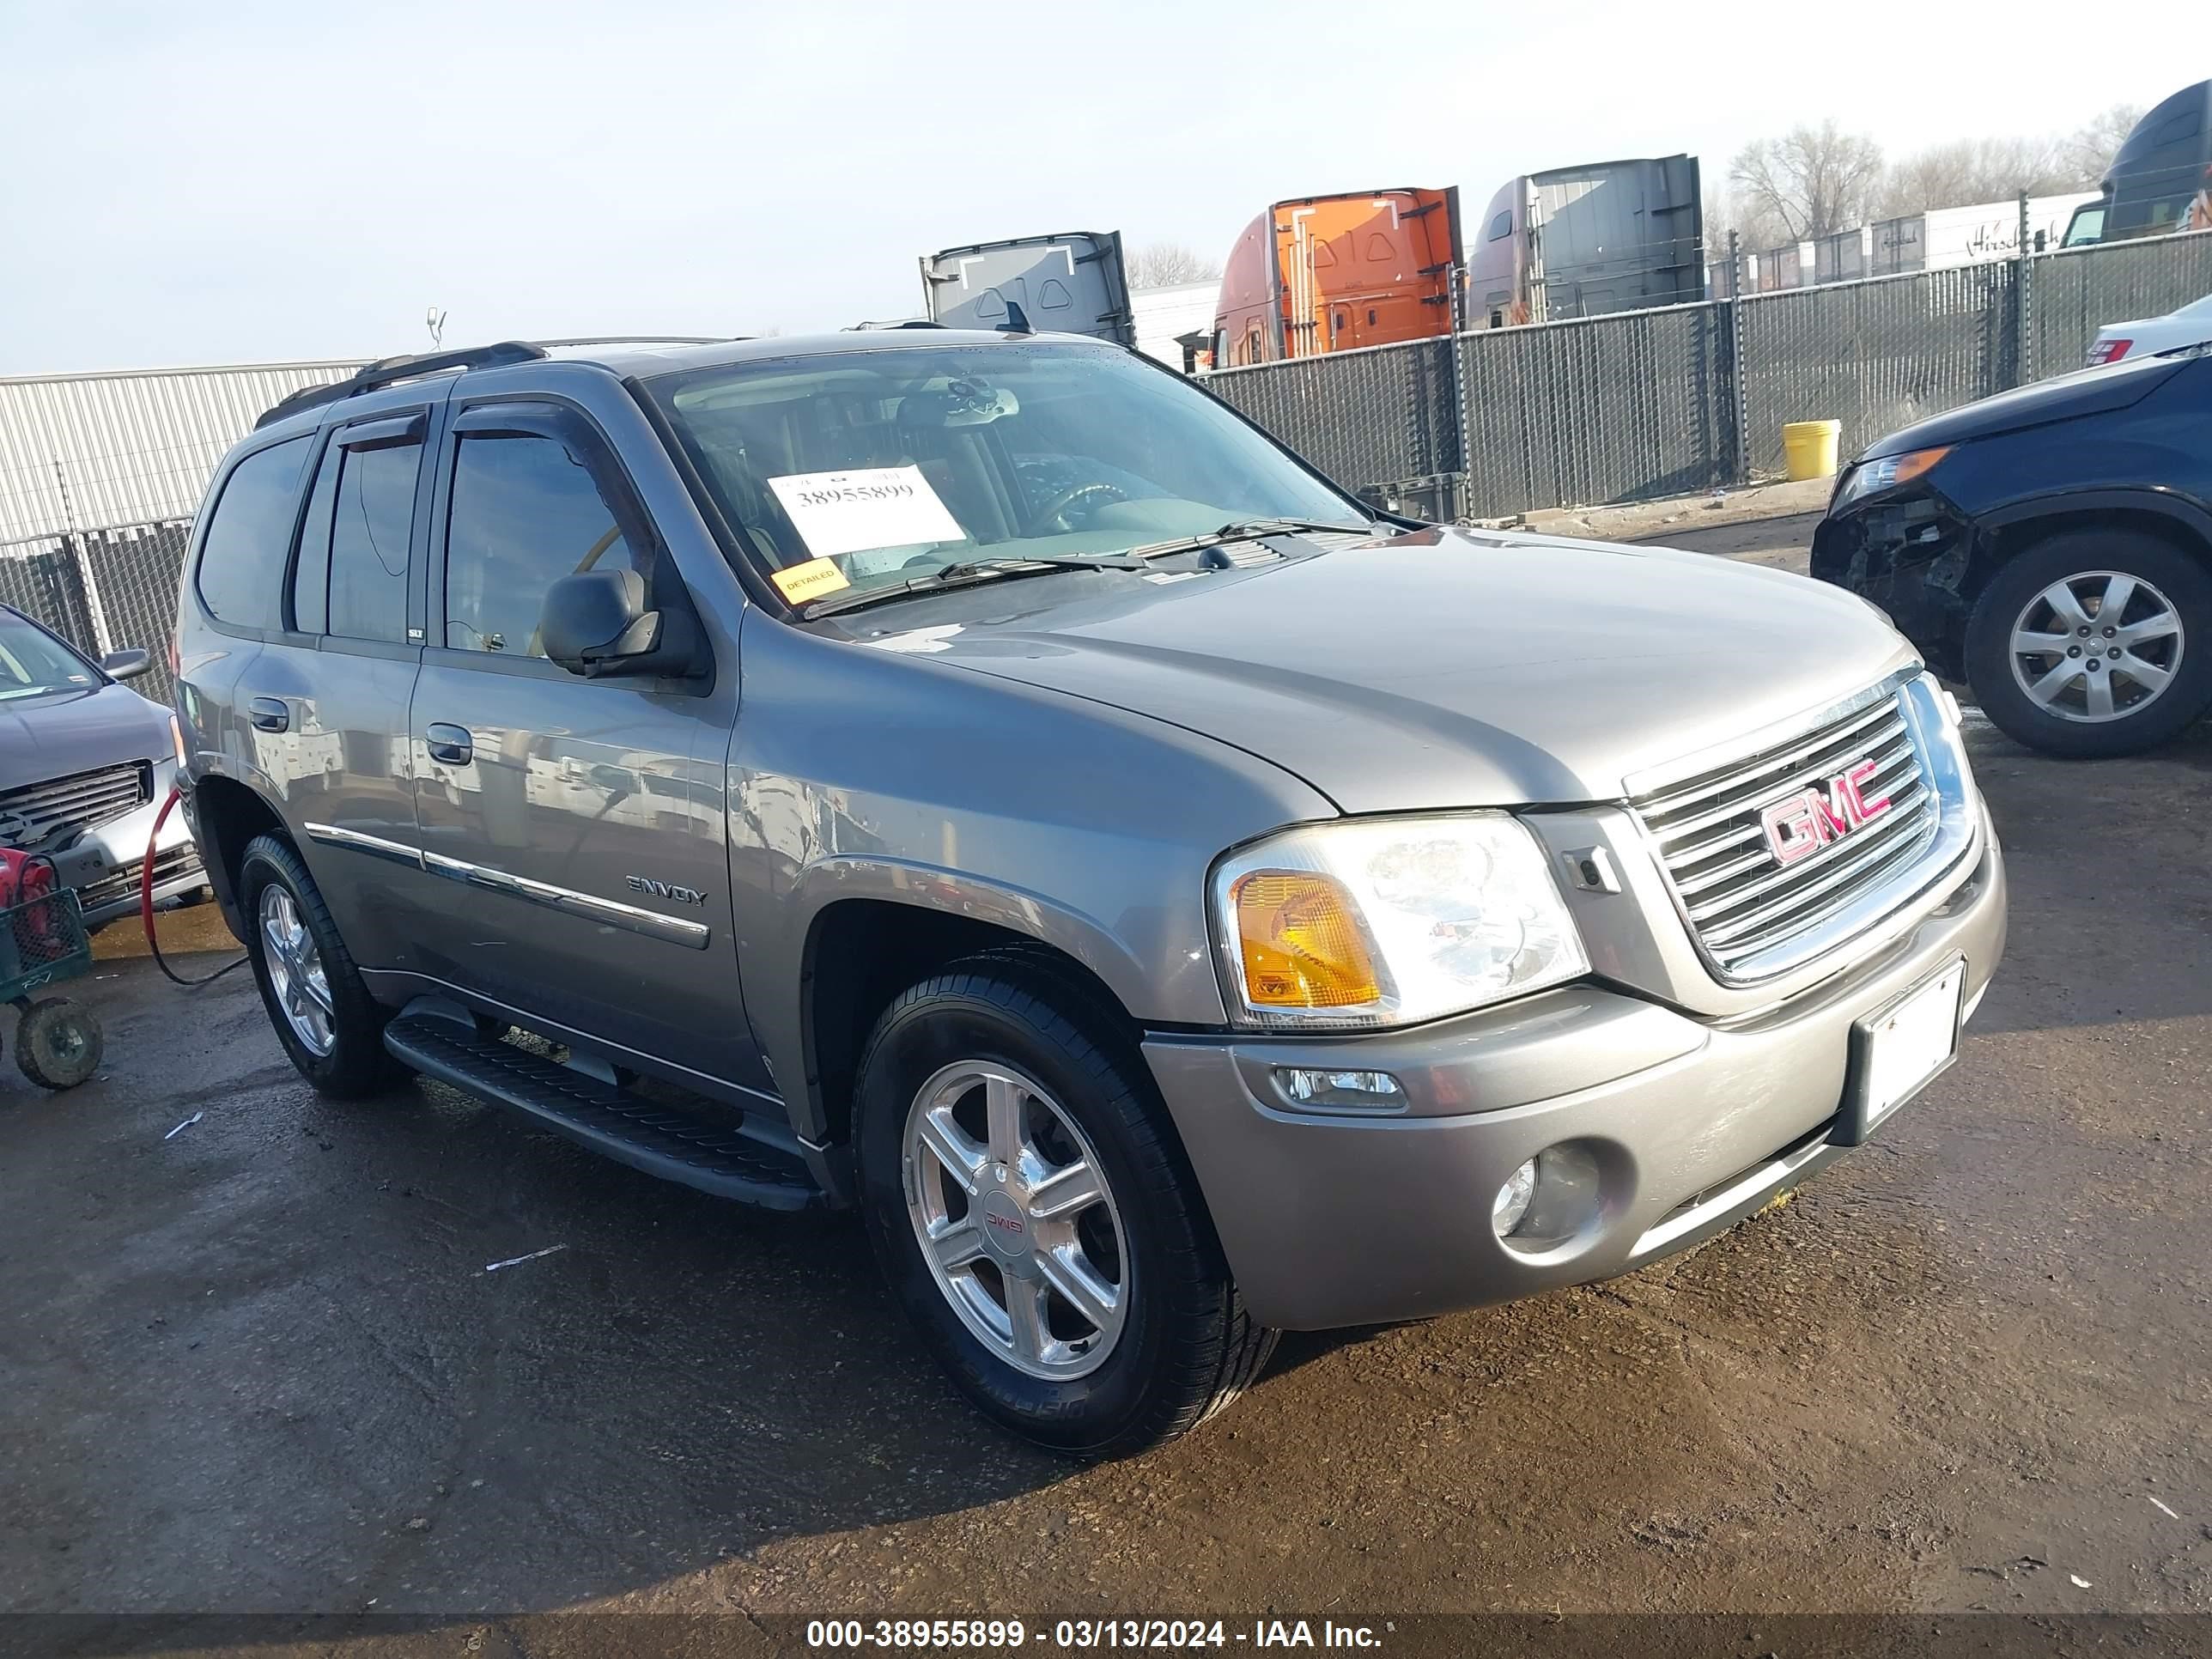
left=0, top=361, right=364, bottom=544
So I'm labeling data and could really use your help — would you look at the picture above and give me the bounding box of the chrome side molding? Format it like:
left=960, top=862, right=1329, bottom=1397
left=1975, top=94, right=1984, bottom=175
left=303, top=823, right=710, bottom=950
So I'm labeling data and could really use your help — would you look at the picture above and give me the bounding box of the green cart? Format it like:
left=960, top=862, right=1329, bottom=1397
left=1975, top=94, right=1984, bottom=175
left=1, top=860, right=103, bottom=1090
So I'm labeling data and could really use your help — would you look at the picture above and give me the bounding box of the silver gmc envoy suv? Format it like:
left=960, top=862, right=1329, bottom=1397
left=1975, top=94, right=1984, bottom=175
left=176, top=333, right=2006, bottom=1455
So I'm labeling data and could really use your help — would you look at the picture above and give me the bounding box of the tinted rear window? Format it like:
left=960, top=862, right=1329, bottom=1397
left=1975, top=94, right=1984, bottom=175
left=326, top=441, right=421, bottom=642
left=195, top=437, right=311, bottom=629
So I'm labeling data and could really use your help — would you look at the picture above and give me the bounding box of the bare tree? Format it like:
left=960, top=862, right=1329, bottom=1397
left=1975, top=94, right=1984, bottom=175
left=1705, top=187, right=1790, bottom=256
left=2060, top=102, right=2146, bottom=184
left=1877, top=135, right=2075, bottom=216
left=1729, top=121, right=1887, bottom=241
left=1127, top=242, right=1221, bottom=289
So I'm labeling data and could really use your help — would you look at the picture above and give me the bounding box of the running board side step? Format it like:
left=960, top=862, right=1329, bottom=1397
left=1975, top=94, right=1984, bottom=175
left=383, top=1014, right=827, bottom=1212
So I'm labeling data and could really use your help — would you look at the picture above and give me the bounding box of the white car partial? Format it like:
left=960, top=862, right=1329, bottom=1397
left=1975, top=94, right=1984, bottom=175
left=2087, top=293, right=2212, bottom=366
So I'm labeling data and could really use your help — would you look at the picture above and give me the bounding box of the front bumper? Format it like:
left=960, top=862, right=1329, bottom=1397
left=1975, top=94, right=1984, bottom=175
left=46, top=762, right=204, bottom=930
left=1144, top=824, right=2007, bottom=1331
left=1810, top=490, right=1978, bottom=678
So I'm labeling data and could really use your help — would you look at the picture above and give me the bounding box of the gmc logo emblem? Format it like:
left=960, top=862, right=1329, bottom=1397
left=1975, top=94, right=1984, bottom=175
left=984, top=1212, right=1026, bottom=1237
left=1759, top=758, right=1893, bottom=866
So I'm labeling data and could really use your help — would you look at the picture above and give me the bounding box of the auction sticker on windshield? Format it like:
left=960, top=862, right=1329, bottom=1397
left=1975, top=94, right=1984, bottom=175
left=769, top=557, right=854, bottom=605
left=769, top=466, right=966, bottom=559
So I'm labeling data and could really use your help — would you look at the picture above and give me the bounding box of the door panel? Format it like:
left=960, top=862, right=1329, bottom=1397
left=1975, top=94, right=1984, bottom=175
left=407, top=659, right=740, bottom=1075
left=405, top=400, right=755, bottom=1085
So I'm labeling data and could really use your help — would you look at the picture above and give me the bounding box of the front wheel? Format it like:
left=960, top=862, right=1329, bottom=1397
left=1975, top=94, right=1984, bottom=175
left=854, top=955, right=1275, bottom=1457
left=1966, top=529, right=2212, bottom=757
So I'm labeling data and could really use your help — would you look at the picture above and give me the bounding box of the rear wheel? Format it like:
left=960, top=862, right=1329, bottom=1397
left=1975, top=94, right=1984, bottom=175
left=238, top=835, right=403, bottom=1098
left=1966, top=529, right=2212, bottom=757
left=854, top=956, right=1275, bottom=1457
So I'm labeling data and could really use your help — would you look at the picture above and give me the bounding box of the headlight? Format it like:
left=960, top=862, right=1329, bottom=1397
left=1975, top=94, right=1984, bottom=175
left=1905, top=671, right=1979, bottom=820
left=1209, top=815, right=1589, bottom=1030
left=1833, top=445, right=1951, bottom=507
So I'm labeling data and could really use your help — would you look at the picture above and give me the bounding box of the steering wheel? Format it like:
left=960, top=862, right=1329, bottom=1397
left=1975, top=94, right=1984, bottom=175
left=1028, top=479, right=1129, bottom=534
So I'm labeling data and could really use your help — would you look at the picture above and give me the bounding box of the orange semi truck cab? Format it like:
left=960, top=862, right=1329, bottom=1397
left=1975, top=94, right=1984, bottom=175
left=1212, top=187, right=1462, bottom=366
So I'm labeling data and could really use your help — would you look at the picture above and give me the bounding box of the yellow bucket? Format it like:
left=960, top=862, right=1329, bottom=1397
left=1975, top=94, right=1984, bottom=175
left=1782, top=419, right=1842, bottom=482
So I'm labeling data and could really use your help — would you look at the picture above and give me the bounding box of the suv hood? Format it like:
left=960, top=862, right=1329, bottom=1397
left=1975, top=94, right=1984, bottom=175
left=852, top=527, right=1914, bottom=813
left=0, top=682, right=170, bottom=781
left=1862, top=351, right=2185, bottom=459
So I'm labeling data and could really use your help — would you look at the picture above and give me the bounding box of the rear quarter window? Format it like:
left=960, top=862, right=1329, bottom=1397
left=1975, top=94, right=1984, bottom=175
left=195, top=435, right=312, bottom=629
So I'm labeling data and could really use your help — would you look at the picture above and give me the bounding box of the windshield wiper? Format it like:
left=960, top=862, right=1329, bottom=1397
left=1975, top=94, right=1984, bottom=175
left=1124, top=517, right=1383, bottom=562
left=935, top=552, right=1150, bottom=580
left=800, top=521, right=1380, bottom=620
left=800, top=553, right=1147, bottom=620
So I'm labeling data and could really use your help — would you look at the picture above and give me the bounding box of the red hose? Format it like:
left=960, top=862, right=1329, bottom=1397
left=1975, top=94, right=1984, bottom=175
left=140, top=785, right=248, bottom=988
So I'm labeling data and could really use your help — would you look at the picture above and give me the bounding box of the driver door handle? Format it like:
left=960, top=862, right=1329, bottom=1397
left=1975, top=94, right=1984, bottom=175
left=247, top=697, right=289, bottom=733
left=425, top=723, right=474, bottom=766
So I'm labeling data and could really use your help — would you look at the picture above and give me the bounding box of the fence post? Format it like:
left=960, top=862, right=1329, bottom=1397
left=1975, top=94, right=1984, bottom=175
left=2012, top=190, right=2033, bottom=388
left=1726, top=230, right=1751, bottom=487
left=52, top=460, right=117, bottom=657
left=1445, top=264, right=1472, bottom=520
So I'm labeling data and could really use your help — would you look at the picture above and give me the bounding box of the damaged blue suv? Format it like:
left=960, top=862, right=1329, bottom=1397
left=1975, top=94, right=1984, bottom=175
left=1813, top=343, right=2212, bottom=757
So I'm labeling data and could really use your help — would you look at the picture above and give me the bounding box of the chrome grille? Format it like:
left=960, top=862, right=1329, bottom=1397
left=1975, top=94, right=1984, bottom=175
left=1632, top=690, right=1941, bottom=979
left=0, top=763, right=152, bottom=848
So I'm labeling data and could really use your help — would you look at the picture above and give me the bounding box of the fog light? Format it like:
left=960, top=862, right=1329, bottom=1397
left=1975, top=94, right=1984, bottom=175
left=1492, top=1158, right=1538, bottom=1236
left=1273, top=1067, right=1405, bottom=1111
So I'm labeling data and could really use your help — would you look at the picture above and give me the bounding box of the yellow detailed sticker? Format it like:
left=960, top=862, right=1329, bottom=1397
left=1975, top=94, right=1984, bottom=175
left=770, top=558, right=853, bottom=605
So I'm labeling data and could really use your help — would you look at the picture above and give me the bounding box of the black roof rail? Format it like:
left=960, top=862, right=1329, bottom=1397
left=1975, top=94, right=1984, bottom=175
left=843, top=319, right=946, bottom=331
left=253, top=341, right=548, bottom=429
left=530, top=336, right=739, bottom=348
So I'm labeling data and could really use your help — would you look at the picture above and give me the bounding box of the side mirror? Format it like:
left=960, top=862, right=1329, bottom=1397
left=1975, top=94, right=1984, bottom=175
left=538, top=569, right=698, bottom=679
left=100, top=647, right=152, bottom=680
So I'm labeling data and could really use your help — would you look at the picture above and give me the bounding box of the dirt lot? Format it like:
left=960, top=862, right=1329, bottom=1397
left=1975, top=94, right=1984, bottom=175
left=4, top=518, right=2209, bottom=1640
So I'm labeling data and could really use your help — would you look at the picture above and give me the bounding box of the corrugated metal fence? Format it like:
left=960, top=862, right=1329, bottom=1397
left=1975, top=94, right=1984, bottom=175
left=1, top=360, right=365, bottom=543
left=1206, top=228, right=2212, bottom=520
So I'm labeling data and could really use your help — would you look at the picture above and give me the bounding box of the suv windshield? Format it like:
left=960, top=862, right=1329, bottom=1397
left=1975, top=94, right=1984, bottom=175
left=648, top=342, right=1368, bottom=602
left=0, top=611, right=100, bottom=702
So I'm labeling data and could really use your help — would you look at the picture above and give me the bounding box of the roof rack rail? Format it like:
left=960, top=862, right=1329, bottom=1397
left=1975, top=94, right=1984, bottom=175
left=844, top=319, right=946, bottom=331
left=253, top=341, right=548, bottom=429
left=531, top=336, right=739, bottom=348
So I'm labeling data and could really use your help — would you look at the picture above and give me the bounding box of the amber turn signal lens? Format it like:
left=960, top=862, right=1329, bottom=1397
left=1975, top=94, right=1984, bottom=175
left=1887, top=445, right=1950, bottom=485
left=1233, top=871, right=1382, bottom=1008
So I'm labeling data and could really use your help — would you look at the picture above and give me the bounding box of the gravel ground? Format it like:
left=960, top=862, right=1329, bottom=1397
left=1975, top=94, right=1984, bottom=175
left=3, top=516, right=2209, bottom=1644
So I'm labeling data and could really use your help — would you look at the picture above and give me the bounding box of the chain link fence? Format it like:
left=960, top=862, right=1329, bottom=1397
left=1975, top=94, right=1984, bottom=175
left=1206, top=226, right=2212, bottom=520
left=1459, top=300, right=1735, bottom=519
left=1201, top=337, right=1461, bottom=500
left=1736, top=260, right=2014, bottom=479
left=0, top=523, right=193, bottom=704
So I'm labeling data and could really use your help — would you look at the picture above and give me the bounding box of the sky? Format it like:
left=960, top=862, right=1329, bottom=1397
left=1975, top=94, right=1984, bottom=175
left=0, top=0, right=2197, bottom=375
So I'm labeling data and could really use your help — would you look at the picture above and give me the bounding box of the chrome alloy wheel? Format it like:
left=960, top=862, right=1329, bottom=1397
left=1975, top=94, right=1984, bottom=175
left=902, top=1060, right=1130, bottom=1380
left=2008, top=568, right=2185, bottom=724
left=258, top=884, right=336, bottom=1056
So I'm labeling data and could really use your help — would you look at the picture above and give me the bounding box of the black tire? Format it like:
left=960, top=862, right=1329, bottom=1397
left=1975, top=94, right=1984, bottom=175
left=1966, top=528, right=2212, bottom=758
left=854, top=952, right=1276, bottom=1458
left=16, top=997, right=103, bottom=1089
left=237, top=834, right=404, bottom=1099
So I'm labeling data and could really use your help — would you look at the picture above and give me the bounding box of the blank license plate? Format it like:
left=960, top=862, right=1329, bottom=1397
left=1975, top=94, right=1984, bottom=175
left=1839, top=958, right=1966, bottom=1145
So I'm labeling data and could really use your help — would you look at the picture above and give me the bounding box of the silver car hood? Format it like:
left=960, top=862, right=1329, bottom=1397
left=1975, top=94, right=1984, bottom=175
left=871, top=526, right=1917, bottom=813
